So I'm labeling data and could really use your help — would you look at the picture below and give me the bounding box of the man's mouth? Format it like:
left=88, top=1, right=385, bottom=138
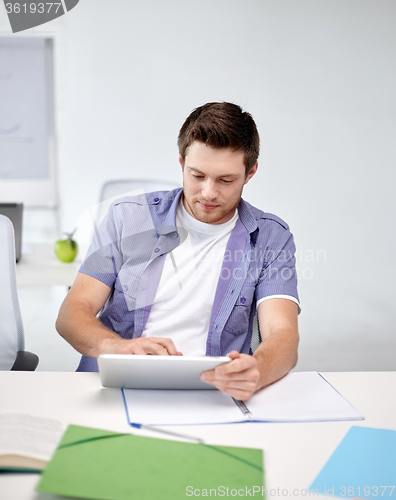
left=198, top=201, right=219, bottom=210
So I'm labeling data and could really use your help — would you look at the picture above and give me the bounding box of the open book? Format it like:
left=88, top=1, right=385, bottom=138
left=0, top=413, right=65, bottom=472
left=122, top=372, right=363, bottom=426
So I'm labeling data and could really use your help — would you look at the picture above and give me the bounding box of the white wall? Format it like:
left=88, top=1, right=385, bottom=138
left=3, top=0, right=395, bottom=370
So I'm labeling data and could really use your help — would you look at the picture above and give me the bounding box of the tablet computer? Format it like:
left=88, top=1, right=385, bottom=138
left=98, top=354, right=232, bottom=390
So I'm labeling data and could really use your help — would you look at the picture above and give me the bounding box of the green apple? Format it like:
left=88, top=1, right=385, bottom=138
left=54, top=230, right=78, bottom=263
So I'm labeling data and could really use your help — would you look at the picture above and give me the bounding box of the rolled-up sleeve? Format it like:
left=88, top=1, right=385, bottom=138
left=255, top=224, right=299, bottom=306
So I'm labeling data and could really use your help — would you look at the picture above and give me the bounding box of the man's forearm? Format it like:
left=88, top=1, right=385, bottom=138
left=56, top=297, right=181, bottom=358
left=253, top=327, right=299, bottom=391
left=56, top=299, right=121, bottom=358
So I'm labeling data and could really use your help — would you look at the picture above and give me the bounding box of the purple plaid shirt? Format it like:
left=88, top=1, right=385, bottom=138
left=77, top=188, right=298, bottom=371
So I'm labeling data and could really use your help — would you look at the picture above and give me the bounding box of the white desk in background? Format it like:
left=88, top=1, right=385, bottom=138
left=15, top=244, right=81, bottom=287
left=1, top=371, right=396, bottom=500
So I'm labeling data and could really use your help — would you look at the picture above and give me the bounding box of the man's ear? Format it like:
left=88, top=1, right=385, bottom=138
left=179, top=154, right=184, bottom=168
left=244, top=162, right=258, bottom=185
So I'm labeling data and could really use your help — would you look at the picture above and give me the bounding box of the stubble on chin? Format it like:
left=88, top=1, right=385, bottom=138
left=182, top=193, right=209, bottom=222
left=185, top=197, right=205, bottom=222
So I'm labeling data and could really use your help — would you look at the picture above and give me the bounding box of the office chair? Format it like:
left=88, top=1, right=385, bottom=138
left=75, top=178, right=181, bottom=259
left=250, top=312, right=261, bottom=353
left=0, top=215, right=39, bottom=371
left=90, top=178, right=181, bottom=232
left=99, top=179, right=180, bottom=203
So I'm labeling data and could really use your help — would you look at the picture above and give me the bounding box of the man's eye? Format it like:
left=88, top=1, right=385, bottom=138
left=193, top=174, right=204, bottom=179
left=221, top=179, right=233, bottom=184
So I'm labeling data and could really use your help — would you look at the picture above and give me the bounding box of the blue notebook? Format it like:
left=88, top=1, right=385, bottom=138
left=310, top=426, right=396, bottom=499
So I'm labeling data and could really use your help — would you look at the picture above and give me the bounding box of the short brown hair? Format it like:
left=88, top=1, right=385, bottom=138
left=178, top=102, right=260, bottom=176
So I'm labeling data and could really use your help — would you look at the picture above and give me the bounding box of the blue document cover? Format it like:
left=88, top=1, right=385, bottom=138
left=310, top=426, right=396, bottom=499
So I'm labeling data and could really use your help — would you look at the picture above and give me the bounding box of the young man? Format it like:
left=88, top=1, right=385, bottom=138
left=56, top=102, right=299, bottom=401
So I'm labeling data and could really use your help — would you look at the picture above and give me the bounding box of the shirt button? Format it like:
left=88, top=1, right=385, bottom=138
left=240, top=297, right=246, bottom=304
left=154, top=248, right=160, bottom=253
left=123, top=285, right=128, bottom=292
left=174, top=233, right=179, bottom=238
left=154, top=197, right=160, bottom=202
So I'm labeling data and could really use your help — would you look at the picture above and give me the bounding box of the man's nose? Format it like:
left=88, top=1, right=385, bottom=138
left=201, top=180, right=218, bottom=200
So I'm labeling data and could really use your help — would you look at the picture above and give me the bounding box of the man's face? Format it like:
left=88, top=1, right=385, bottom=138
left=180, top=141, right=257, bottom=225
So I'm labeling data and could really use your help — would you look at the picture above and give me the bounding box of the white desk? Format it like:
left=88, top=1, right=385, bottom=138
left=1, top=371, right=396, bottom=500
left=16, top=244, right=81, bottom=287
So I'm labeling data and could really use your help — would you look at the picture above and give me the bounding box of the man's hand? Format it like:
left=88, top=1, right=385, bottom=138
left=100, top=336, right=182, bottom=356
left=200, top=351, right=260, bottom=401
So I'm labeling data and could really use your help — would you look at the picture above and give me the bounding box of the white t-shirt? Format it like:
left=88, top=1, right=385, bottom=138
left=142, top=199, right=238, bottom=355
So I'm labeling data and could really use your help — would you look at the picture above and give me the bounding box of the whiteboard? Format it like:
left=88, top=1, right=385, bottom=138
left=0, top=36, right=57, bottom=207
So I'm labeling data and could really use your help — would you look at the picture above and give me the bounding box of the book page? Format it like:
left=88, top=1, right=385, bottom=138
left=123, top=389, right=245, bottom=425
left=246, top=372, right=363, bottom=422
left=0, top=413, right=65, bottom=463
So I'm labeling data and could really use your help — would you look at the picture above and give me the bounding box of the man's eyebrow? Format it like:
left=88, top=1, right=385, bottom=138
left=187, top=167, right=241, bottom=178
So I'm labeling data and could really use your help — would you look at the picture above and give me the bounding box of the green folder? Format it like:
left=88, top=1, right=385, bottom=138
left=37, top=425, right=265, bottom=500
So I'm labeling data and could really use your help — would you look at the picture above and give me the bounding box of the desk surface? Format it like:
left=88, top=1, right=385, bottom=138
left=1, top=371, right=396, bottom=500
left=16, top=244, right=81, bottom=287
